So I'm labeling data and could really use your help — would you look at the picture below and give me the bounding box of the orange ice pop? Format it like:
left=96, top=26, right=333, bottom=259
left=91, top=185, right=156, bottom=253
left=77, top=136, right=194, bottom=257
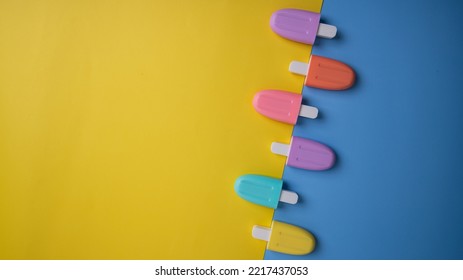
left=289, top=55, right=355, bottom=90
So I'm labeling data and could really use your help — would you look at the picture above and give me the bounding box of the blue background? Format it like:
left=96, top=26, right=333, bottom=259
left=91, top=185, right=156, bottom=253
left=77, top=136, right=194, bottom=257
left=265, top=0, right=463, bottom=259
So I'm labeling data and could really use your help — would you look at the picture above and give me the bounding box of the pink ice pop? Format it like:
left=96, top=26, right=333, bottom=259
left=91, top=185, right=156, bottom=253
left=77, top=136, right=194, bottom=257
left=271, top=136, right=335, bottom=171
left=252, top=90, right=318, bottom=125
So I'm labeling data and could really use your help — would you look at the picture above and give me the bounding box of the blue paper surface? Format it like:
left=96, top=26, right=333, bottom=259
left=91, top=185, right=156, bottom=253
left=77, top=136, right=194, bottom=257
left=266, top=0, right=463, bottom=259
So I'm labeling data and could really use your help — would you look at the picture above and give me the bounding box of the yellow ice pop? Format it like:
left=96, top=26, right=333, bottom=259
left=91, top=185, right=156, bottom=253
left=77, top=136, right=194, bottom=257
left=252, top=220, right=316, bottom=255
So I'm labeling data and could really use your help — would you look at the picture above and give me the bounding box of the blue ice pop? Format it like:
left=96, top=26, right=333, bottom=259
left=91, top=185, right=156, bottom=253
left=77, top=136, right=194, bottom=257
left=234, top=174, right=298, bottom=209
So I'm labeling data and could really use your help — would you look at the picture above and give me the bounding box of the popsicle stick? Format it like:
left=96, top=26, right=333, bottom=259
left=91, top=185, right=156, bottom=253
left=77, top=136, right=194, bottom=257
left=252, top=226, right=271, bottom=242
left=299, top=105, right=318, bottom=119
left=271, top=142, right=290, bottom=156
left=289, top=61, right=309, bottom=76
left=279, top=190, right=298, bottom=204
left=317, top=23, right=337, bottom=39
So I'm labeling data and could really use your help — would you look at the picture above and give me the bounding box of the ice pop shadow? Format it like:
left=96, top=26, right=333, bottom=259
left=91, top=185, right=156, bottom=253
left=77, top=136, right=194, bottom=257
left=313, top=17, right=342, bottom=48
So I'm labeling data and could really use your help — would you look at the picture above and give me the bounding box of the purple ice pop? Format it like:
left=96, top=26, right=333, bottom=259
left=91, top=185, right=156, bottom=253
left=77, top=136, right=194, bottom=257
left=270, top=9, right=337, bottom=45
left=271, top=136, right=335, bottom=171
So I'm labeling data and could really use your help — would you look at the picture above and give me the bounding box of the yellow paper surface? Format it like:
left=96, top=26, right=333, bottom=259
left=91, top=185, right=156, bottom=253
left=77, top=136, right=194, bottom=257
left=0, top=0, right=322, bottom=259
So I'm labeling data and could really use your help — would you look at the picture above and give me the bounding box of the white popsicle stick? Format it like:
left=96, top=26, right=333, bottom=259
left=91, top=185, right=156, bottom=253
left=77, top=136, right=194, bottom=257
left=299, top=105, right=318, bottom=119
left=271, top=142, right=290, bottom=156
left=289, top=61, right=309, bottom=76
left=317, top=23, right=337, bottom=39
left=279, top=190, right=299, bottom=204
left=252, top=225, right=271, bottom=241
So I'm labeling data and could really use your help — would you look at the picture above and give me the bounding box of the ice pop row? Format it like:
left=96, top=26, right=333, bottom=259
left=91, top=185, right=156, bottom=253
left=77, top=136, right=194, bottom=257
left=235, top=8, right=352, bottom=256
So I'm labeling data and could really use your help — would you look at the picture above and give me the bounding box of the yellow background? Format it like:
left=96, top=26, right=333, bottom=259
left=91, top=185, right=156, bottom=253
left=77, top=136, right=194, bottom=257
left=0, top=0, right=321, bottom=259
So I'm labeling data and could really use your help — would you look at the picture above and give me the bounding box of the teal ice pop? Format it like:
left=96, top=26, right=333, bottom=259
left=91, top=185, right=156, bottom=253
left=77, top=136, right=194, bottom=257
left=234, top=174, right=298, bottom=209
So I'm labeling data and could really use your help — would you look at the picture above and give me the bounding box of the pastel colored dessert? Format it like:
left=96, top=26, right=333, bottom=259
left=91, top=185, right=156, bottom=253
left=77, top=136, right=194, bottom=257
left=270, top=8, right=336, bottom=45
left=271, top=136, right=336, bottom=171
left=253, top=90, right=318, bottom=125
left=253, top=221, right=316, bottom=255
left=234, top=174, right=298, bottom=209
left=290, top=55, right=355, bottom=90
